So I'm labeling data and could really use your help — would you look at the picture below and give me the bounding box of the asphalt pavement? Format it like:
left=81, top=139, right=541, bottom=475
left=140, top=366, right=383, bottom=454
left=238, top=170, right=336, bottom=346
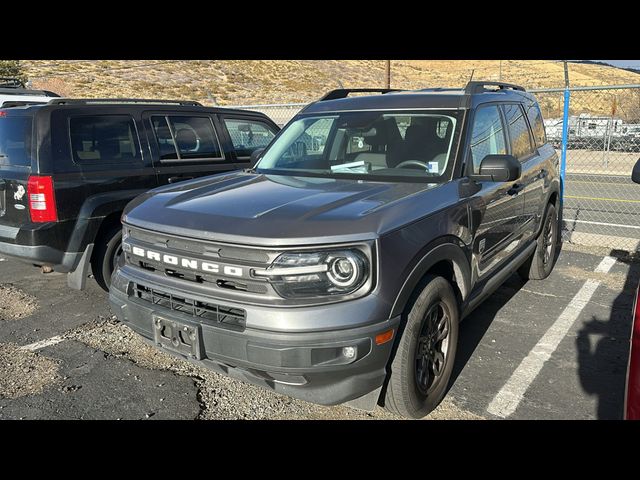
left=0, top=244, right=637, bottom=420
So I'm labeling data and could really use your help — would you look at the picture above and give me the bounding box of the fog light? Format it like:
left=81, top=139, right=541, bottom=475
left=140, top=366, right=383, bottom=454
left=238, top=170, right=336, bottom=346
left=342, top=346, right=357, bottom=359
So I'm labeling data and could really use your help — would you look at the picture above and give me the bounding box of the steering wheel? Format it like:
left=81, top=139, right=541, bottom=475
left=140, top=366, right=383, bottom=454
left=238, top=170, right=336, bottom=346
left=395, top=159, right=429, bottom=170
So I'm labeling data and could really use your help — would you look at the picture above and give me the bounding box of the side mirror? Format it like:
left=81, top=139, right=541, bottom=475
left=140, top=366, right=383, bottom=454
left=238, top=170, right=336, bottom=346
left=473, top=154, right=521, bottom=182
left=250, top=148, right=265, bottom=167
left=632, top=158, right=640, bottom=184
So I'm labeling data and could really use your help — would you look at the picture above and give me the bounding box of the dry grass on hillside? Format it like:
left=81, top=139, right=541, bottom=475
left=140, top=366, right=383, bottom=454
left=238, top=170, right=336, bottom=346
left=20, top=60, right=640, bottom=114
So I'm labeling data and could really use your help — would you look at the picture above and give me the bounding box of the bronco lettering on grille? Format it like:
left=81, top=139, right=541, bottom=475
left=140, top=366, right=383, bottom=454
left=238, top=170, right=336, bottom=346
left=130, top=246, right=244, bottom=277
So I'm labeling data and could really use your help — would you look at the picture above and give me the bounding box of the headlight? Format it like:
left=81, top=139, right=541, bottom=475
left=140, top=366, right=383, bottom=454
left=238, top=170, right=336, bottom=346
left=255, top=249, right=370, bottom=299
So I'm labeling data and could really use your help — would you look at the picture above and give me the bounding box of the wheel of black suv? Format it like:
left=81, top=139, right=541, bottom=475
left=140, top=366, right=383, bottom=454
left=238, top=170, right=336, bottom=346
left=92, top=225, right=123, bottom=292
left=518, top=203, right=559, bottom=281
left=384, top=275, right=459, bottom=419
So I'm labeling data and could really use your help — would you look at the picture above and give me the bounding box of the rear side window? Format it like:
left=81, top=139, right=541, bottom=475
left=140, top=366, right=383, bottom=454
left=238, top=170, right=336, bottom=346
left=151, top=115, right=223, bottom=162
left=0, top=116, right=33, bottom=167
left=525, top=102, right=547, bottom=147
left=469, top=105, right=507, bottom=174
left=70, top=115, right=141, bottom=163
left=503, top=104, right=534, bottom=160
left=223, top=118, right=276, bottom=157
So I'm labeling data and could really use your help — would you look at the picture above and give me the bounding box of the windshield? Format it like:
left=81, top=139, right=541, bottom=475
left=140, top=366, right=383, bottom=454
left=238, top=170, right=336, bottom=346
left=256, top=110, right=461, bottom=182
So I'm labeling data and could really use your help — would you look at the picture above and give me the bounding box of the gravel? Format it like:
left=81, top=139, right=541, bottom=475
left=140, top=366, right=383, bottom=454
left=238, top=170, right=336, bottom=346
left=68, top=317, right=483, bottom=420
left=0, top=284, right=38, bottom=321
left=0, top=342, right=60, bottom=398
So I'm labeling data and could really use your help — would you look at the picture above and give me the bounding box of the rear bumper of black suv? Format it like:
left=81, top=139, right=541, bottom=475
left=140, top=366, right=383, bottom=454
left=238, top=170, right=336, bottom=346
left=0, top=218, right=98, bottom=273
left=109, top=267, right=401, bottom=406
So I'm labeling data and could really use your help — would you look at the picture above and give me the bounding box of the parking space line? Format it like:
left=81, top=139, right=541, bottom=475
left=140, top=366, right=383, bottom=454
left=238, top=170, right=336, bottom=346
left=0, top=258, right=6, bottom=262
left=20, top=335, right=65, bottom=352
left=486, top=255, right=616, bottom=418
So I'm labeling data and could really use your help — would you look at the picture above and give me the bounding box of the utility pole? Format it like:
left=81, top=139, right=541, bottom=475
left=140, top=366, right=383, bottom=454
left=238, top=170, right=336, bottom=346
left=385, top=60, right=391, bottom=89
left=499, top=60, right=502, bottom=81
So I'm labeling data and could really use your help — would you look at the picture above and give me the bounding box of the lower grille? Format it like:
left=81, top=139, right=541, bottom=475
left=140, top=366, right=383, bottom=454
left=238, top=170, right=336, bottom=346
left=132, top=283, right=246, bottom=332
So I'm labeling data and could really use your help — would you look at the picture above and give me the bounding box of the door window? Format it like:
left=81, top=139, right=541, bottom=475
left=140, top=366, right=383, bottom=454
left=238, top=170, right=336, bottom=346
left=151, top=115, right=223, bottom=162
left=223, top=118, right=277, bottom=157
left=469, top=106, right=507, bottom=174
left=503, top=104, right=534, bottom=160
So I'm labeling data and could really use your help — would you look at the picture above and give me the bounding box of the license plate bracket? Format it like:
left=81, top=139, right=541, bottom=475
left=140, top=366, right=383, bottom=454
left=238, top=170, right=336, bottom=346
left=153, top=316, right=202, bottom=360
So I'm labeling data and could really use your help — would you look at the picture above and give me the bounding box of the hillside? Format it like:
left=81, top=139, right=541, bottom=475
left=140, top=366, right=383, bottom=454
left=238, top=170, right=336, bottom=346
left=21, top=60, right=640, bottom=108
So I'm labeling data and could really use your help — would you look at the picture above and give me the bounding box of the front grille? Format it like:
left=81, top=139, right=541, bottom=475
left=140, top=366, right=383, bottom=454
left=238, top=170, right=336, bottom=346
left=132, top=283, right=246, bottom=332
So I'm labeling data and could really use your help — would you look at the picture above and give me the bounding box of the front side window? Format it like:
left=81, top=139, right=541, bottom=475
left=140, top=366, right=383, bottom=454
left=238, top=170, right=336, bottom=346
left=525, top=102, right=546, bottom=147
left=256, top=111, right=460, bottom=182
left=151, top=115, right=222, bottom=161
left=503, top=104, right=534, bottom=160
left=469, top=105, right=506, bottom=174
left=223, top=119, right=277, bottom=157
left=70, top=115, right=141, bottom=163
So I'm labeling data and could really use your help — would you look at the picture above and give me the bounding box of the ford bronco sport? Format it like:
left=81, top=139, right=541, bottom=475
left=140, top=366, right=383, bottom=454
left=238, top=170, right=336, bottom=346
left=110, top=82, right=561, bottom=418
left=0, top=98, right=279, bottom=291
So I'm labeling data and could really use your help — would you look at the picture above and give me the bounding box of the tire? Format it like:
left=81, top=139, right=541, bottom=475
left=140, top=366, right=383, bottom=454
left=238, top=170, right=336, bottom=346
left=384, top=275, right=459, bottom=419
left=92, top=225, right=123, bottom=292
left=518, top=203, right=559, bottom=281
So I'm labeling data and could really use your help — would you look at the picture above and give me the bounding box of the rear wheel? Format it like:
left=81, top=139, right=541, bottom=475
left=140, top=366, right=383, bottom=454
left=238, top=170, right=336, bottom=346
left=384, top=275, right=459, bottom=419
left=92, top=225, right=123, bottom=292
left=518, top=203, right=559, bottom=281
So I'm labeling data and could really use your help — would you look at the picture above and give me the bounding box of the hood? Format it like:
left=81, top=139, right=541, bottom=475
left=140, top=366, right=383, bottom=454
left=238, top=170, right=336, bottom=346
left=123, top=171, right=458, bottom=246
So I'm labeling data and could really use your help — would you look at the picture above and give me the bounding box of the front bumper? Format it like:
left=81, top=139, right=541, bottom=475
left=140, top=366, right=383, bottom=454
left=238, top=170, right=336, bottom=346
left=109, top=267, right=401, bottom=406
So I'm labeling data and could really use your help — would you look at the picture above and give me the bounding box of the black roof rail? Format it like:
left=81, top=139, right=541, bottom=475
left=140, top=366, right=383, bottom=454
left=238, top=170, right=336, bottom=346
left=465, top=81, right=526, bottom=94
left=0, top=77, right=25, bottom=88
left=1, top=101, right=49, bottom=108
left=48, top=98, right=203, bottom=106
left=418, top=87, right=464, bottom=92
left=318, top=88, right=403, bottom=101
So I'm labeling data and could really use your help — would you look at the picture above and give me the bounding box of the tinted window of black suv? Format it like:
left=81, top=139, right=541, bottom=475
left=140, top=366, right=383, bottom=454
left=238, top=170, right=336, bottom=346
left=0, top=99, right=279, bottom=291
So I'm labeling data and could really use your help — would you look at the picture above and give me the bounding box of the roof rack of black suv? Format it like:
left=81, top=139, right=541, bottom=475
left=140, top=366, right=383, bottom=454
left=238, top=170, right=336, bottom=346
left=464, top=81, right=526, bottom=94
left=48, top=98, right=203, bottom=106
left=318, top=88, right=403, bottom=101
left=0, top=77, right=25, bottom=88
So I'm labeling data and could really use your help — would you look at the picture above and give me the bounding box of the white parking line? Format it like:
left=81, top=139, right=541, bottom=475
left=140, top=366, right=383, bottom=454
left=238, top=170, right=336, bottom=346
left=0, top=257, right=6, bottom=262
left=20, top=335, right=65, bottom=352
left=487, top=255, right=616, bottom=418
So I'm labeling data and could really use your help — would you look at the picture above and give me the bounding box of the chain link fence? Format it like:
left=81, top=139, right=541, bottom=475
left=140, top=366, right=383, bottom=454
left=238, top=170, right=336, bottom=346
left=533, top=85, right=640, bottom=251
left=231, top=85, right=640, bottom=252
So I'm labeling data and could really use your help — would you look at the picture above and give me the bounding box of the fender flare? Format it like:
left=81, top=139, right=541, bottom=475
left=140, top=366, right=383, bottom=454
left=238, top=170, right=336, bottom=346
left=390, top=241, right=471, bottom=318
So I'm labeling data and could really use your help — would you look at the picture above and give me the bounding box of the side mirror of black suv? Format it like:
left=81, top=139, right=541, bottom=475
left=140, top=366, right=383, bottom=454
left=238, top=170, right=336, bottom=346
left=473, top=154, right=521, bottom=182
left=632, top=158, right=640, bottom=184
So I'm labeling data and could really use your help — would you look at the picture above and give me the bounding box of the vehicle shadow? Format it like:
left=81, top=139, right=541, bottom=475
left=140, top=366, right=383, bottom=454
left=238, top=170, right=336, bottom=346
left=575, top=250, right=639, bottom=419
left=450, top=272, right=527, bottom=386
left=450, top=243, right=564, bottom=387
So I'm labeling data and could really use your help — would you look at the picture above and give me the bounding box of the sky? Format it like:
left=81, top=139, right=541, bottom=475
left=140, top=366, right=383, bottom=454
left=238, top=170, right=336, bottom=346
left=595, top=60, right=640, bottom=69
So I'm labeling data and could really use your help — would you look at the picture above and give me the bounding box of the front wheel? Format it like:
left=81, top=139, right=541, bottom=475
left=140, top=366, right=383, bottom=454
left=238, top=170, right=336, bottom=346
left=518, top=203, right=559, bottom=281
left=92, top=225, right=123, bottom=292
left=384, top=275, right=459, bottom=419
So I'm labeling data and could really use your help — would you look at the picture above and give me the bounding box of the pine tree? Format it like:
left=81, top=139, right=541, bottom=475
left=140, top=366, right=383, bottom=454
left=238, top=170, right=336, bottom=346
left=0, top=60, right=28, bottom=86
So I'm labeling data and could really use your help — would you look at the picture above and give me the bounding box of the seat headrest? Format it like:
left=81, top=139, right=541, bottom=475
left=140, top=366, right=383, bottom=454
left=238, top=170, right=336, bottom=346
left=175, top=128, right=198, bottom=152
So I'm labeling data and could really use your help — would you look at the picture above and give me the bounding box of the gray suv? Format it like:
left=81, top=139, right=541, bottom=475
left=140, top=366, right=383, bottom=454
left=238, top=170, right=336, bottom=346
left=110, top=82, right=561, bottom=418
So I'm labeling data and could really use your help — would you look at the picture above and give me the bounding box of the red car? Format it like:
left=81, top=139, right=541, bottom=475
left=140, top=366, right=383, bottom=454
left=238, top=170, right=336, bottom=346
left=626, top=160, right=640, bottom=419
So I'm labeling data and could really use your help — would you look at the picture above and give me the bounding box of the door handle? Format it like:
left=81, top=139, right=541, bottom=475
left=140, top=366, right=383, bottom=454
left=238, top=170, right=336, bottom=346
left=168, top=176, right=194, bottom=184
left=507, top=183, right=524, bottom=196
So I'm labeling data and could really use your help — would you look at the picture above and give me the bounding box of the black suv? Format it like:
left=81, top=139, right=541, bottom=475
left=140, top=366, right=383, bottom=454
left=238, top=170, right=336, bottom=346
left=110, top=83, right=561, bottom=418
left=0, top=99, right=279, bottom=290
